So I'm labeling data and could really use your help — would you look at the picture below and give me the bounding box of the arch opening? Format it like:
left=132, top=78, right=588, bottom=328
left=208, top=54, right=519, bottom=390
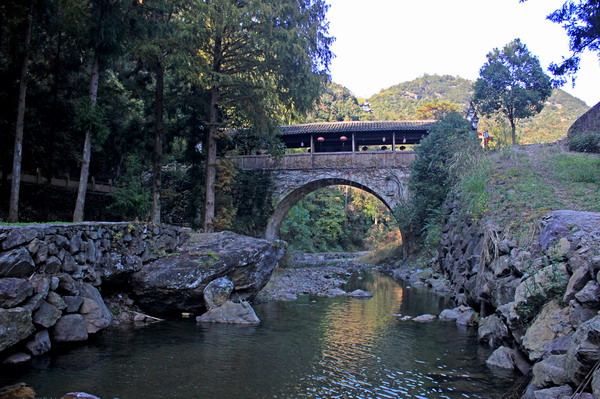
left=266, top=178, right=402, bottom=250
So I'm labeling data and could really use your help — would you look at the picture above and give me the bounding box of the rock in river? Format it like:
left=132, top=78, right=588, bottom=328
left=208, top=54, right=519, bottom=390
left=347, top=289, right=373, bottom=298
left=131, top=232, right=285, bottom=315
left=196, top=301, right=260, bottom=324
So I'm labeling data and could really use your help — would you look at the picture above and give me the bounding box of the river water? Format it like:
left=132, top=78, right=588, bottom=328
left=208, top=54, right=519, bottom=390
left=1, top=270, right=516, bottom=398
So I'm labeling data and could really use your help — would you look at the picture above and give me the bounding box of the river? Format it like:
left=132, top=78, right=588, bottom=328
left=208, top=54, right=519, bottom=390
left=0, top=270, right=516, bottom=398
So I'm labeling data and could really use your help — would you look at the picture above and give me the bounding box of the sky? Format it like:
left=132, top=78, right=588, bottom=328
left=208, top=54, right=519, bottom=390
left=326, top=0, right=599, bottom=107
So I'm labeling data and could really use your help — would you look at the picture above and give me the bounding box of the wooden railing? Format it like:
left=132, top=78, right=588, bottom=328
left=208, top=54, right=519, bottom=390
left=0, top=170, right=116, bottom=193
left=232, top=151, right=416, bottom=170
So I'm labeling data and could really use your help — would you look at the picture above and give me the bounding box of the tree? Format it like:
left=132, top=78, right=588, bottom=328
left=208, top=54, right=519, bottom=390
left=73, top=0, right=129, bottom=222
left=395, top=112, right=474, bottom=253
left=7, top=0, right=34, bottom=222
left=195, top=0, right=332, bottom=232
left=415, top=100, right=459, bottom=120
left=520, top=0, right=600, bottom=84
left=130, top=0, right=194, bottom=224
left=473, top=39, right=552, bottom=145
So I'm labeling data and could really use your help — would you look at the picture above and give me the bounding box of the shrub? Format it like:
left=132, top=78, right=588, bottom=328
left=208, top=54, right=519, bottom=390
left=108, top=154, right=151, bottom=220
left=397, top=112, right=477, bottom=252
left=569, top=133, right=600, bottom=153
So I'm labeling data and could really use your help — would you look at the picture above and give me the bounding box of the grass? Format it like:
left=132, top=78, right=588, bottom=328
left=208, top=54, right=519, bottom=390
left=546, top=153, right=600, bottom=212
left=0, top=221, right=72, bottom=226
left=456, top=144, right=600, bottom=245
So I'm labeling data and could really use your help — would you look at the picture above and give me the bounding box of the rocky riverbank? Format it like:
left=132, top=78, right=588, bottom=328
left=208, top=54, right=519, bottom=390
left=256, top=253, right=377, bottom=302
left=0, top=227, right=284, bottom=365
left=436, top=205, right=600, bottom=398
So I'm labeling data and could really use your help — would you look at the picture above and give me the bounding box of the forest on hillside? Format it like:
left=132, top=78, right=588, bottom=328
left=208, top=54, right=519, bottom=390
left=311, top=75, right=589, bottom=145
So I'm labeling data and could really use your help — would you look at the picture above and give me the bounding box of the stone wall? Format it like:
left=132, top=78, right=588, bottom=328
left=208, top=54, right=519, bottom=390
left=0, top=222, right=188, bottom=362
left=438, top=199, right=600, bottom=397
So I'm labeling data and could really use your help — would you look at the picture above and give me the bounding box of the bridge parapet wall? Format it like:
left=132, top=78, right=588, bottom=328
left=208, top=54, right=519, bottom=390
left=233, top=151, right=415, bottom=170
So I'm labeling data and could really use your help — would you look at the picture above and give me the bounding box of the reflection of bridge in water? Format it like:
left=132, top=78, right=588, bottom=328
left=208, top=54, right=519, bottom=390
left=232, top=121, right=436, bottom=239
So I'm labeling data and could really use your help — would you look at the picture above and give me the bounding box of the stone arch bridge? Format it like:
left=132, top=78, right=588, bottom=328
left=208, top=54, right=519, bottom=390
left=232, top=120, right=434, bottom=239
left=234, top=151, right=415, bottom=239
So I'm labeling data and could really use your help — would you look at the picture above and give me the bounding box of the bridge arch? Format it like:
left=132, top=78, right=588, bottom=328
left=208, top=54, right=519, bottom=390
left=265, top=178, right=397, bottom=240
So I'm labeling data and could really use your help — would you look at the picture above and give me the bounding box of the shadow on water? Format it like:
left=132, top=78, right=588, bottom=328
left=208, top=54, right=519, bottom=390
left=0, top=271, right=515, bottom=398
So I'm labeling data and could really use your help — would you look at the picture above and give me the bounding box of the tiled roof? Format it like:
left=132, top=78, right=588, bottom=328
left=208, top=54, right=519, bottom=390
left=280, top=120, right=436, bottom=135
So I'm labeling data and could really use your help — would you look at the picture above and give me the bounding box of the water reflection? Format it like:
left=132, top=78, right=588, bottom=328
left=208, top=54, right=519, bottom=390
left=0, top=271, right=514, bottom=399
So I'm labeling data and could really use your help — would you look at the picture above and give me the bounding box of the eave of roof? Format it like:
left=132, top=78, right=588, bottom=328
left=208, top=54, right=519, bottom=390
left=280, top=120, right=437, bottom=135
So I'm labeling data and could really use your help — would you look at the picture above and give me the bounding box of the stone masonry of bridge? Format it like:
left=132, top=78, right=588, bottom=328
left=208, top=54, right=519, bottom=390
left=233, top=152, right=415, bottom=239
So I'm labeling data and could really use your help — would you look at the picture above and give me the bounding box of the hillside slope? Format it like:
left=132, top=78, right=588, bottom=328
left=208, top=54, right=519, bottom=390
left=367, top=75, right=589, bottom=144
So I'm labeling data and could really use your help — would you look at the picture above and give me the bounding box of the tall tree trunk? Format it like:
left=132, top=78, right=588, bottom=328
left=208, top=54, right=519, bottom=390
left=510, top=118, right=517, bottom=146
left=151, top=60, right=164, bottom=224
left=202, top=86, right=219, bottom=232
left=8, top=0, right=34, bottom=223
left=73, top=55, right=100, bottom=222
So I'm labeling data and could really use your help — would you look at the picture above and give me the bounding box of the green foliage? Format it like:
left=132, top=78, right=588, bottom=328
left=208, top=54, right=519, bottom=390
left=280, top=186, right=399, bottom=252
left=302, top=82, right=372, bottom=122
left=473, top=39, right=553, bottom=145
left=515, top=259, right=569, bottom=326
left=369, top=74, right=471, bottom=120
left=396, top=112, right=475, bottom=252
left=452, top=150, right=491, bottom=219
left=569, top=133, right=600, bottom=153
left=518, top=89, right=589, bottom=144
left=229, top=170, right=276, bottom=238
left=108, top=154, right=151, bottom=220
left=520, top=0, right=600, bottom=84
left=73, top=100, right=110, bottom=145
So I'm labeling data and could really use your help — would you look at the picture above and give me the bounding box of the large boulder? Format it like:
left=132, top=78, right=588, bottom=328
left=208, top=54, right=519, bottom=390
left=565, top=315, right=600, bottom=385
left=196, top=301, right=260, bottom=324
left=131, top=232, right=285, bottom=315
left=0, top=308, right=35, bottom=352
left=485, top=346, right=515, bottom=371
left=539, top=210, right=600, bottom=251
left=32, top=301, right=62, bottom=328
left=0, top=248, right=35, bottom=278
left=25, top=330, right=51, bottom=356
left=532, top=354, right=569, bottom=388
left=77, top=283, right=112, bottom=334
left=0, top=278, right=33, bottom=308
left=514, top=264, right=569, bottom=310
left=0, top=383, right=36, bottom=399
left=532, top=385, right=573, bottom=399
left=203, top=277, right=234, bottom=310
left=52, top=314, right=88, bottom=342
left=478, top=314, right=510, bottom=348
left=522, top=300, right=572, bottom=362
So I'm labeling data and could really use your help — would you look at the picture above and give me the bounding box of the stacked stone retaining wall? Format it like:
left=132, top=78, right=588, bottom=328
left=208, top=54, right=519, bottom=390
left=438, top=197, right=600, bottom=397
left=0, top=222, right=188, bottom=362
